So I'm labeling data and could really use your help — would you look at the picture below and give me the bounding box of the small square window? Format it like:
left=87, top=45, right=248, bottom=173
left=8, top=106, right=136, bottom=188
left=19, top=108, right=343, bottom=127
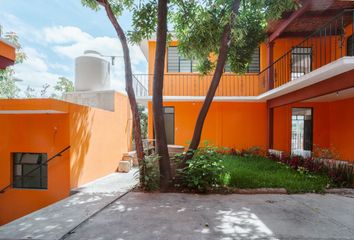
left=12, top=152, right=48, bottom=189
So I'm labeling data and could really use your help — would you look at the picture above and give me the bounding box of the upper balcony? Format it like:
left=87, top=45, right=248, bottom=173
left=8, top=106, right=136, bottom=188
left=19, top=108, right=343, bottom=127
left=135, top=8, right=354, bottom=100
left=0, top=37, right=16, bottom=69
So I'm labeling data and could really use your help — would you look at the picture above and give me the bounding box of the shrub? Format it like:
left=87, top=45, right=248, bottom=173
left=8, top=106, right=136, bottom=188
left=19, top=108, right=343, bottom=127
left=139, top=154, right=160, bottom=191
left=177, top=146, right=229, bottom=192
left=268, top=152, right=354, bottom=187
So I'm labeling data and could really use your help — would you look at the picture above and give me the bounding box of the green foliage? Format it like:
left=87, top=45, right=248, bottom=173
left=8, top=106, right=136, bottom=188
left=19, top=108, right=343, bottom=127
left=0, top=26, right=26, bottom=99
left=139, top=154, right=160, bottom=191
left=81, top=0, right=134, bottom=16
left=0, top=76, right=20, bottom=98
left=223, top=155, right=331, bottom=193
left=24, top=85, right=36, bottom=98
left=178, top=146, right=229, bottom=192
left=138, top=104, right=148, bottom=139
left=171, top=0, right=297, bottom=74
left=129, top=1, right=157, bottom=44
left=40, top=83, right=50, bottom=98
left=51, top=77, right=74, bottom=99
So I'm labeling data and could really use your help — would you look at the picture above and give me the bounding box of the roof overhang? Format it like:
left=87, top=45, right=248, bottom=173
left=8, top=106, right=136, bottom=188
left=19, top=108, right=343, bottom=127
left=0, top=98, right=69, bottom=114
left=0, top=38, right=16, bottom=69
left=0, top=110, right=67, bottom=114
left=137, top=57, right=354, bottom=105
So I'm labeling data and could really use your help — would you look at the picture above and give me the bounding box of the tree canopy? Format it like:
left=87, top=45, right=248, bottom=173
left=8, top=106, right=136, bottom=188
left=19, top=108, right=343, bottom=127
left=130, top=0, right=297, bottom=74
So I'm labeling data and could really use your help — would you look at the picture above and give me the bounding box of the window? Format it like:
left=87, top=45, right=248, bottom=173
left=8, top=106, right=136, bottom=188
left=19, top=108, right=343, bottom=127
left=167, top=47, right=198, bottom=73
left=224, top=47, right=260, bottom=73
left=13, top=152, right=48, bottom=189
left=291, top=47, right=312, bottom=80
left=291, top=108, right=313, bottom=156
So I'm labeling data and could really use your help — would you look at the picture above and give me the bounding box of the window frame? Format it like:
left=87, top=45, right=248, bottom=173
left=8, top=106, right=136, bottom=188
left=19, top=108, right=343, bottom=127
left=12, top=152, right=48, bottom=190
left=167, top=46, right=198, bottom=73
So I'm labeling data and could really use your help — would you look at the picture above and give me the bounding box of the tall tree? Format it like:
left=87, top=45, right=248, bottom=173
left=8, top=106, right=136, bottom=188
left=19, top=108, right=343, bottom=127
left=51, top=76, right=74, bottom=98
left=81, top=0, right=145, bottom=179
left=152, top=0, right=171, bottom=190
left=171, top=0, right=297, bottom=158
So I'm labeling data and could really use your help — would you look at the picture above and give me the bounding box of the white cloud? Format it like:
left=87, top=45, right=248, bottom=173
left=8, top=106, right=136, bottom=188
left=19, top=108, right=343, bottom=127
left=42, top=26, right=93, bottom=44
left=1, top=16, right=147, bottom=95
left=51, top=33, right=147, bottom=92
left=13, top=47, right=62, bottom=96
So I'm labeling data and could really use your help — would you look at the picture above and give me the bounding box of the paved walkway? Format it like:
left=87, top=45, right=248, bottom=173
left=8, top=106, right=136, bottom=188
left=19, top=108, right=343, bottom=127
left=1, top=180, right=354, bottom=239
left=64, top=193, right=354, bottom=240
left=0, top=169, right=138, bottom=240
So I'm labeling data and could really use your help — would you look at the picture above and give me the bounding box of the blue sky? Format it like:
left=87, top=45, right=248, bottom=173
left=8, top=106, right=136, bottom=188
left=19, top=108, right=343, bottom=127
left=0, top=0, right=147, bottom=96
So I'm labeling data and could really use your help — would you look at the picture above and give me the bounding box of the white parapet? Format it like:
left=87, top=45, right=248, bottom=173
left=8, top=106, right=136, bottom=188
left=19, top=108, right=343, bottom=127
left=63, top=90, right=116, bottom=112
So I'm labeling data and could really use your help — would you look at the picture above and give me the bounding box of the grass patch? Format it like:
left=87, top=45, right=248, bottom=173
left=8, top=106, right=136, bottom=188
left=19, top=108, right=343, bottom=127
left=222, top=155, right=331, bottom=193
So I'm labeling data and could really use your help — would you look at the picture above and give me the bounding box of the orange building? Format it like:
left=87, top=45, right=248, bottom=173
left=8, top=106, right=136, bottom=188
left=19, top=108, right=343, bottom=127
left=0, top=38, right=16, bottom=69
left=0, top=93, right=132, bottom=225
left=137, top=0, right=354, bottom=162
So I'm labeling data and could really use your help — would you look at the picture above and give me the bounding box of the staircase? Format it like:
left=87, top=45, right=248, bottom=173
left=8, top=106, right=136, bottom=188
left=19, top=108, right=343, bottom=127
left=118, top=151, right=138, bottom=173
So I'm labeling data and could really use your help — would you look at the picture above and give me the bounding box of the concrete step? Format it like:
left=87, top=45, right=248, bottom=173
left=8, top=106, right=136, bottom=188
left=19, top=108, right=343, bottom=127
left=123, top=151, right=139, bottom=167
left=118, top=160, right=131, bottom=173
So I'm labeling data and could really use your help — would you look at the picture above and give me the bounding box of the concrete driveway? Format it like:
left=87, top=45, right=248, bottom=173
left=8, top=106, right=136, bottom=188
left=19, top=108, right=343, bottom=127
left=63, top=192, right=354, bottom=240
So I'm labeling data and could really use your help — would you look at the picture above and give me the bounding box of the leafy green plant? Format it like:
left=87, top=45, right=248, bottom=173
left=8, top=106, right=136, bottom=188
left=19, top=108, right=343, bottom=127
left=139, top=154, right=160, bottom=191
left=177, top=146, right=229, bottom=192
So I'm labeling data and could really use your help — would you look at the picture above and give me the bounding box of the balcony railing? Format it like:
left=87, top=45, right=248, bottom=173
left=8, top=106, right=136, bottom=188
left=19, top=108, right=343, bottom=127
left=132, top=74, right=148, bottom=97
left=133, top=10, right=354, bottom=98
left=133, top=73, right=264, bottom=97
left=260, top=9, right=354, bottom=92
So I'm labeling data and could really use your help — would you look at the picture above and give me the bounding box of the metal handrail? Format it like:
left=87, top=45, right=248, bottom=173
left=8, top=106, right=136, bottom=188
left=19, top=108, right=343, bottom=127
left=259, top=9, right=354, bottom=90
left=132, top=74, right=148, bottom=97
left=0, top=146, right=71, bottom=194
left=134, top=10, right=354, bottom=97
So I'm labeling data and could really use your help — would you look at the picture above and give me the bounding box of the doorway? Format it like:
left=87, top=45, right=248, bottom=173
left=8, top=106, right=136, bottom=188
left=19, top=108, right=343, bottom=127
left=291, top=108, right=313, bottom=157
left=163, top=107, right=175, bottom=145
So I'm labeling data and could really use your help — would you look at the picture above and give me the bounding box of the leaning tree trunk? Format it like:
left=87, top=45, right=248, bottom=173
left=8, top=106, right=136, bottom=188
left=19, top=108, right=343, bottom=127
left=153, top=0, right=171, bottom=190
left=186, top=0, right=240, bottom=159
left=98, top=0, right=145, bottom=177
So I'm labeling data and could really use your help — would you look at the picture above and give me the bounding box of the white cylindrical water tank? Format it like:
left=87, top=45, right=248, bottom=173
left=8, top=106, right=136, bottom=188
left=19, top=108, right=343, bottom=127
left=75, top=52, right=111, bottom=91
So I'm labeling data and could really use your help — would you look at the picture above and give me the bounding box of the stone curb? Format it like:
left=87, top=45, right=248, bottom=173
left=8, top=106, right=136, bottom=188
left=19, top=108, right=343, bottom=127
left=232, top=188, right=288, bottom=194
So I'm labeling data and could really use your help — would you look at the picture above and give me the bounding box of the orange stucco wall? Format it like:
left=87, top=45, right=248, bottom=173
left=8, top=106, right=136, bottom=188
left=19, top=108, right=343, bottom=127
left=0, top=39, right=16, bottom=64
left=273, top=102, right=330, bottom=153
left=69, top=92, right=132, bottom=187
left=329, top=97, right=354, bottom=161
left=0, top=93, right=132, bottom=225
left=148, top=101, right=267, bottom=150
left=0, top=113, right=70, bottom=225
left=273, top=98, right=354, bottom=162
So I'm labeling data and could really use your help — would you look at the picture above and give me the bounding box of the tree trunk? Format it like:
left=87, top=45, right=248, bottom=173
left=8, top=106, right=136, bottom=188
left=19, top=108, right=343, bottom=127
left=153, top=0, right=171, bottom=190
left=98, top=0, right=145, bottom=177
left=186, top=0, right=240, bottom=159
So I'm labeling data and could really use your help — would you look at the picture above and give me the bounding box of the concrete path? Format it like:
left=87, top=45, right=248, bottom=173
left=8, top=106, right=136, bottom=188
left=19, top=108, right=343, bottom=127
left=63, top=193, right=354, bottom=240
left=0, top=169, right=138, bottom=240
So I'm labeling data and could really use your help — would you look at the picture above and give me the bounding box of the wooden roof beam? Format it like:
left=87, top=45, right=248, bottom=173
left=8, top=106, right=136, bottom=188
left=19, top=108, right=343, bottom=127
left=268, top=0, right=311, bottom=43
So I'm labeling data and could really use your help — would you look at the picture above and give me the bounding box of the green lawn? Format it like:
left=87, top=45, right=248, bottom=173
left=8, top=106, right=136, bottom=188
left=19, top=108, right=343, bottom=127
left=222, top=155, right=331, bottom=193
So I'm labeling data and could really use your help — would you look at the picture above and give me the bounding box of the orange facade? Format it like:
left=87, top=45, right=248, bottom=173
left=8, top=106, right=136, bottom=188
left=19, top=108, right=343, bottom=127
left=148, top=101, right=267, bottom=150
left=146, top=26, right=354, bottom=162
left=0, top=93, right=132, bottom=225
left=273, top=97, right=354, bottom=162
left=0, top=39, right=16, bottom=69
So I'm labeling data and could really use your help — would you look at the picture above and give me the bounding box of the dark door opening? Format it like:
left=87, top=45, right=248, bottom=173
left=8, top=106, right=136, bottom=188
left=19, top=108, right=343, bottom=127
left=163, top=107, right=175, bottom=145
left=291, top=108, right=313, bottom=157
